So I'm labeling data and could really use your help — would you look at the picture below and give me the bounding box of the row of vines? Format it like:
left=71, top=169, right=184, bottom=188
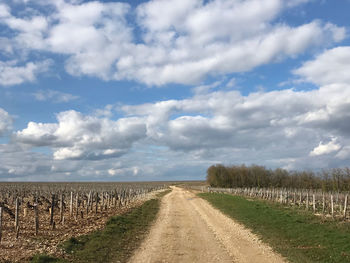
left=199, top=186, right=349, bottom=220
left=198, top=164, right=350, bottom=220
left=0, top=182, right=168, bottom=256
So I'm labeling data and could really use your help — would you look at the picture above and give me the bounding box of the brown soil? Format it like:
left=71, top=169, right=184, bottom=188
left=129, top=187, right=287, bottom=263
left=0, top=191, right=161, bottom=262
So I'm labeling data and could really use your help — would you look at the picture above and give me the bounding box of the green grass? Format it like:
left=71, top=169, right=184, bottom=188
left=199, top=193, right=350, bottom=263
left=32, top=189, right=171, bottom=263
left=30, top=254, right=67, bottom=263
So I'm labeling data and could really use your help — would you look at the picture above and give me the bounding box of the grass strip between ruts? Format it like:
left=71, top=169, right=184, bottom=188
left=31, top=189, right=171, bottom=263
left=198, top=192, right=350, bottom=263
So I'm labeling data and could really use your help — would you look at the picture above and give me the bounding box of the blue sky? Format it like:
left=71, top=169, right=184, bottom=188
left=0, top=0, right=350, bottom=181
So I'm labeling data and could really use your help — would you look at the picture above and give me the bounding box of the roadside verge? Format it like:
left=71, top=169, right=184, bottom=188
left=198, top=192, right=350, bottom=263
left=31, top=189, right=171, bottom=263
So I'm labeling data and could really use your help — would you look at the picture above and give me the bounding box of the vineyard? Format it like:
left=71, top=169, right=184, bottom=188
left=0, top=182, right=169, bottom=262
left=202, top=164, right=350, bottom=220
left=189, top=185, right=350, bottom=220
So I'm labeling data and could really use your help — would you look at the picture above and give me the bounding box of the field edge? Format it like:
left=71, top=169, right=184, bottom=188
left=198, top=192, right=350, bottom=263
left=31, top=188, right=172, bottom=263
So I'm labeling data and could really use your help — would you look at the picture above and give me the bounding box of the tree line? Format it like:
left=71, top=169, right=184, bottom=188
left=206, top=164, right=350, bottom=192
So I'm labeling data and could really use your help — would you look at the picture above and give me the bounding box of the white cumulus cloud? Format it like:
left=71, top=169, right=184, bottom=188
left=295, top=46, right=350, bottom=86
left=0, top=0, right=346, bottom=86
left=310, top=138, right=341, bottom=156
left=0, top=60, right=51, bottom=86
left=6, top=78, right=350, bottom=179
left=14, top=110, right=147, bottom=160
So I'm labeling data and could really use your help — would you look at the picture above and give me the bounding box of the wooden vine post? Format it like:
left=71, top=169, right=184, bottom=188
left=101, top=193, right=104, bottom=211
left=60, top=193, right=64, bottom=224
left=15, top=197, right=19, bottom=231
left=344, top=194, right=348, bottom=219
left=70, top=192, right=73, bottom=218
left=331, top=194, right=334, bottom=218
left=95, top=192, right=98, bottom=214
left=0, top=207, right=3, bottom=243
left=50, top=194, right=55, bottom=226
left=34, top=204, right=39, bottom=236
left=293, top=191, right=296, bottom=205
left=86, top=192, right=90, bottom=216
left=75, top=193, right=79, bottom=220
left=322, top=193, right=325, bottom=215
left=90, top=192, right=93, bottom=212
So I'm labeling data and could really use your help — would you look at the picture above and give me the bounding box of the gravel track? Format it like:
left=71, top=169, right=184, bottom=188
left=128, top=186, right=287, bottom=263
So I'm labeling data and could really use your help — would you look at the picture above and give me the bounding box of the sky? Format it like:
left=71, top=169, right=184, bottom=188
left=0, top=0, right=350, bottom=181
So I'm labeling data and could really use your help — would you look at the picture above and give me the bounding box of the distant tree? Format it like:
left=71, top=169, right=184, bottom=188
left=206, top=164, right=350, bottom=191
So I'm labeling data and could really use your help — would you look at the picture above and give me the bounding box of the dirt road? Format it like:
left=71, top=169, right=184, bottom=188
left=129, top=187, right=286, bottom=263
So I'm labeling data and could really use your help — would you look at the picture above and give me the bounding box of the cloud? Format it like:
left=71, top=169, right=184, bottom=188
left=121, top=81, right=350, bottom=165
left=294, top=46, right=350, bottom=86
left=107, top=166, right=139, bottom=177
left=0, top=142, right=91, bottom=181
left=33, top=89, right=79, bottom=103
left=0, top=3, right=11, bottom=18
left=47, top=1, right=132, bottom=79
left=0, top=60, right=51, bottom=86
left=309, top=137, right=341, bottom=156
left=0, top=108, right=12, bottom=136
left=0, top=0, right=346, bottom=86
left=0, top=144, right=50, bottom=179
left=10, top=52, right=350, bottom=173
left=0, top=37, right=13, bottom=54
left=116, top=2, right=345, bottom=85
left=6, top=78, right=350, bottom=179
left=336, top=146, right=350, bottom=160
left=14, top=110, right=147, bottom=160
left=2, top=0, right=350, bottom=181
